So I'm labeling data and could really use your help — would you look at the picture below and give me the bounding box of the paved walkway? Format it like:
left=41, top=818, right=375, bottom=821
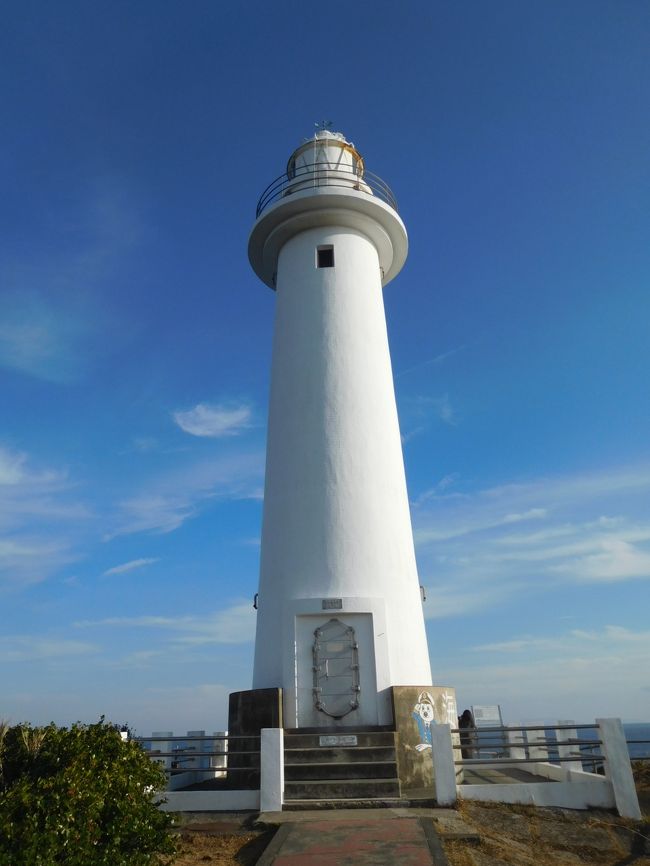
left=255, top=808, right=472, bottom=866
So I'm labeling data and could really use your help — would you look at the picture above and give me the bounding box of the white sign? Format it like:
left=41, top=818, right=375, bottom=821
left=319, top=735, right=358, bottom=747
left=472, top=705, right=503, bottom=725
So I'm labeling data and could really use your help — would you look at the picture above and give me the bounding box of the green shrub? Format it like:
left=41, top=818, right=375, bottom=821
left=0, top=718, right=178, bottom=866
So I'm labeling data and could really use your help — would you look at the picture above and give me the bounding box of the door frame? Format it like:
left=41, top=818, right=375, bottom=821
left=280, top=596, right=392, bottom=728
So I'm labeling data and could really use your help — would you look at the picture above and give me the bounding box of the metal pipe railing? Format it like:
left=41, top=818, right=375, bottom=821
left=455, top=755, right=605, bottom=766
left=135, top=734, right=261, bottom=781
left=450, top=724, right=608, bottom=769
left=255, top=162, right=398, bottom=216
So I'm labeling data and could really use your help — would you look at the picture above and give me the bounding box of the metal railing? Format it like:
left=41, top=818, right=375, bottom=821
left=255, top=162, right=398, bottom=217
left=135, top=734, right=260, bottom=789
left=450, top=723, right=606, bottom=771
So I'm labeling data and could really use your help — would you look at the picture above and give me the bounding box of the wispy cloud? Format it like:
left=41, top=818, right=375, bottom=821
left=109, top=450, right=263, bottom=536
left=444, top=624, right=650, bottom=721
left=471, top=624, right=650, bottom=655
left=415, top=462, right=650, bottom=618
left=401, top=395, right=458, bottom=443
left=173, top=402, right=253, bottom=438
left=0, top=446, right=64, bottom=488
left=0, top=445, right=91, bottom=589
left=103, top=558, right=159, bottom=577
left=76, top=602, right=256, bottom=645
left=0, top=635, right=98, bottom=662
left=0, top=181, right=142, bottom=383
left=396, top=344, right=466, bottom=378
left=0, top=292, right=92, bottom=384
left=412, top=394, right=458, bottom=426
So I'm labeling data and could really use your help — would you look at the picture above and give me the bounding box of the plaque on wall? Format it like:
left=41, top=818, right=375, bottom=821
left=322, top=598, right=343, bottom=610
left=319, top=735, right=358, bottom=747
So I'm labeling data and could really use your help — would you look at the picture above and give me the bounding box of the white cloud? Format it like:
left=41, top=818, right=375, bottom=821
left=173, top=403, right=252, bottom=438
left=437, top=394, right=456, bottom=425
left=396, top=344, right=466, bottom=378
left=502, top=507, right=547, bottom=524
left=0, top=294, right=88, bottom=383
left=0, top=180, right=143, bottom=383
left=0, top=448, right=28, bottom=485
left=103, top=558, right=159, bottom=577
left=550, top=538, right=650, bottom=582
left=109, top=450, right=263, bottom=536
left=0, top=636, right=98, bottom=662
left=416, top=462, right=650, bottom=618
left=0, top=446, right=63, bottom=488
left=76, top=602, right=256, bottom=645
left=442, top=625, right=650, bottom=722
left=473, top=625, right=650, bottom=655
left=0, top=445, right=91, bottom=589
left=414, top=394, right=457, bottom=426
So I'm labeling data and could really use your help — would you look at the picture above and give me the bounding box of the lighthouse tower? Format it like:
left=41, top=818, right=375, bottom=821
left=248, top=130, right=433, bottom=730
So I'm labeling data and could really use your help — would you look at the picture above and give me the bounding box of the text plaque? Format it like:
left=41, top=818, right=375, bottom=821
left=322, top=598, right=343, bottom=610
left=319, top=735, right=358, bottom=747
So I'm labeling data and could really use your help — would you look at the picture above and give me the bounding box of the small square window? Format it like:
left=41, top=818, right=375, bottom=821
left=317, top=246, right=334, bottom=268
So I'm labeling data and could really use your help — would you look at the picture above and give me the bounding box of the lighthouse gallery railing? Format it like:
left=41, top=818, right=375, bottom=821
left=256, top=162, right=398, bottom=217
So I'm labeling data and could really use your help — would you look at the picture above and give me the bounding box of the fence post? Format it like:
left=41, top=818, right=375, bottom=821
left=260, top=728, right=284, bottom=813
left=527, top=722, right=548, bottom=762
left=507, top=724, right=526, bottom=761
left=432, top=723, right=457, bottom=806
left=556, top=720, right=580, bottom=772
left=597, top=718, right=641, bottom=820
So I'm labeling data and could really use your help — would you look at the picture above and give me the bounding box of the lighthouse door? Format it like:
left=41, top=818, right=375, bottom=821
left=295, top=613, right=378, bottom=728
left=312, top=618, right=360, bottom=719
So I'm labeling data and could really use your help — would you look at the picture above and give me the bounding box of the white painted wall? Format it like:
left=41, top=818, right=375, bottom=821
left=260, top=728, right=284, bottom=812
left=251, top=220, right=432, bottom=722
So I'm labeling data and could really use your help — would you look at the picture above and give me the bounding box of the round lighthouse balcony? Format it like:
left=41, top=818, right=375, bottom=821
left=255, top=162, right=398, bottom=218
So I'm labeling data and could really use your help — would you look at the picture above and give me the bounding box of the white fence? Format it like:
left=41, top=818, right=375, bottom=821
left=141, top=719, right=642, bottom=817
left=433, top=717, right=642, bottom=819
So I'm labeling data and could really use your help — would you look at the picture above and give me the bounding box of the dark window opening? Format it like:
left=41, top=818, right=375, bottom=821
left=317, top=246, right=334, bottom=268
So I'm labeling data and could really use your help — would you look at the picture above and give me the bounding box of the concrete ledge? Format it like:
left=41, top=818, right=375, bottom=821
left=159, top=790, right=260, bottom=812
left=458, top=781, right=615, bottom=810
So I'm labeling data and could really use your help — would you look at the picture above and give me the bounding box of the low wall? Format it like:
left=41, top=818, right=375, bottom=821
left=159, top=790, right=260, bottom=812
left=458, top=776, right=615, bottom=811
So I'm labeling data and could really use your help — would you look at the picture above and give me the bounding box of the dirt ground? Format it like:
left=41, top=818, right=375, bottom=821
left=443, top=766, right=650, bottom=866
left=167, top=765, right=650, bottom=865
left=443, top=801, right=650, bottom=866
left=169, top=829, right=274, bottom=866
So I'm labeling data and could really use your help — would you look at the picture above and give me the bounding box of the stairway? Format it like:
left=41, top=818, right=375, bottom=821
left=283, top=730, right=401, bottom=807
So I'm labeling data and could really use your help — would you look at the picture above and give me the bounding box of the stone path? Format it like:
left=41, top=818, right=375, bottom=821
left=255, top=809, right=466, bottom=865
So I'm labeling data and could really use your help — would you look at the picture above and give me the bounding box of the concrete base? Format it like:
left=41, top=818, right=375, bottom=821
left=227, top=688, right=283, bottom=789
left=390, top=685, right=458, bottom=793
left=228, top=688, right=283, bottom=735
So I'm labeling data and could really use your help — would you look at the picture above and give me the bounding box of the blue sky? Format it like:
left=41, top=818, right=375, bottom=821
left=2, top=0, right=649, bottom=734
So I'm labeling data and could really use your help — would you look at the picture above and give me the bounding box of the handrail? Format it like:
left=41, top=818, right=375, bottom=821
left=455, top=755, right=605, bottom=765
left=255, top=162, right=398, bottom=217
left=451, top=724, right=599, bottom=734
left=136, top=734, right=258, bottom=742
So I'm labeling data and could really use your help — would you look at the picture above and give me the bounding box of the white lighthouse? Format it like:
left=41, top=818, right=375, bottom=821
left=248, top=129, right=433, bottom=731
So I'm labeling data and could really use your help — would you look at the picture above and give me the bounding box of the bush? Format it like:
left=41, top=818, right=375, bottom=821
left=0, top=718, right=178, bottom=866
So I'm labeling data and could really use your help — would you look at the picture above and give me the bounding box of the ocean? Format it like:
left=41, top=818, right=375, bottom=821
left=623, top=722, right=650, bottom=760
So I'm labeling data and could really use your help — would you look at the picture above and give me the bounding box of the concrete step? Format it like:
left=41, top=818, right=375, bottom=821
left=284, top=746, right=396, bottom=764
left=284, top=778, right=401, bottom=800
left=285, top=761, right=397, bottom=781
left=284, top=731, right=396, bottom=750
left=281, top=797, right=439, bottom=810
